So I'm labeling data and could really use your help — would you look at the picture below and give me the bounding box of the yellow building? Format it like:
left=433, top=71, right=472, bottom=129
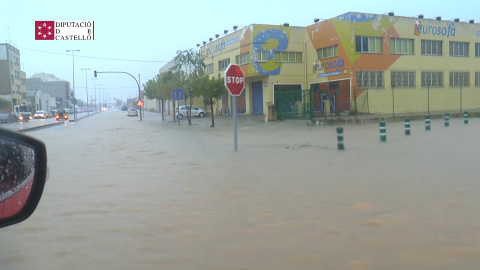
left=200, top=12, right=480, bottom=120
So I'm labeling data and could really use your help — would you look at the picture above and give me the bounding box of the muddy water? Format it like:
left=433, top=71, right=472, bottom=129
left=1, top=111, right=480, bottom=270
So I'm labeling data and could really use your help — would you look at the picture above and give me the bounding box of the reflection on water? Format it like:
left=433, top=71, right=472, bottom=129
left=1, top=111, right=479, bottom=270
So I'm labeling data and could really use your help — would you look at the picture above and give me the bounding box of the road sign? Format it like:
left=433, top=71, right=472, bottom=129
left=172, top=89, right=184, bottom=101
left=224, top=64, right=245, bottom=96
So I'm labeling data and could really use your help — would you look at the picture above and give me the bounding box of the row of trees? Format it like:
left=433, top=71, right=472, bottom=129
left=143, top=49, right=226, bottom=127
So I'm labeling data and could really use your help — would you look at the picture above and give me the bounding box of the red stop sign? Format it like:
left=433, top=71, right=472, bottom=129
left=224, top=64, right=245, bottom=96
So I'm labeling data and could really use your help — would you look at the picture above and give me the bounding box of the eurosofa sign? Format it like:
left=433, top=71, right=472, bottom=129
left=414, top=20, right=456, bottom=38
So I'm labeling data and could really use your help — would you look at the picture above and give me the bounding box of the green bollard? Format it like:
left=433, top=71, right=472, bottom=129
left=464, top=112, right=468, bottom=124
left=425, top=115, right=431, bottom=131
left=444, top=113, right=450, bottom=127
left=337, top=127, right=344, bottom=150
left=405, top=118, right=410, bottom=135
left=380, top=121, right=386, bottom=142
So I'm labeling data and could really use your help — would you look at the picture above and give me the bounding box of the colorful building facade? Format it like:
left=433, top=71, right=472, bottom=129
left=200, top=12, right=480, bottom=120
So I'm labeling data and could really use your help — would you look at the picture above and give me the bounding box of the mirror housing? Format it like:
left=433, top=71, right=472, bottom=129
left=0, top=127, right=47, bottom=229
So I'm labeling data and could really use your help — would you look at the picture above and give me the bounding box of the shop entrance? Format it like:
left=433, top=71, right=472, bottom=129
left=312, top=79, right=350, bottom=113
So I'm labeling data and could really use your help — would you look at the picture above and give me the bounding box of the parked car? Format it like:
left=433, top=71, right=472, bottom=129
left=127, top=108, right=138, bottom=117
left=0, top=113, right=16, bottom=123
left=175, top=105, right=206, bottom=120
left=121, top=106, right=128, bottom=111
left=34, top=110, right=47, bottom=119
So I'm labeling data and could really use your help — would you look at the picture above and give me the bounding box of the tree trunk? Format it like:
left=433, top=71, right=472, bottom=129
left=161, top=99, right=165, bottom=121
left=210, top=98, right=215, bottom=127
left=188, top=92, right=192, bottom=125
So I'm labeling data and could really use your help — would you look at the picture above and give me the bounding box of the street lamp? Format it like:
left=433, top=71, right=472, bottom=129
left=81, top=68, right=90, bottom=115
left=66, top=49, right=80, bottom=119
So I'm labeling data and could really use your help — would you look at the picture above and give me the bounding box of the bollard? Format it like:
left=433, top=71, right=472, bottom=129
left=337, top=127, right=344, bottom=150
left=444, top=113, right=450, bottom=127
left=404, top=118, right=410, bottom=135
left=425, top=115, right=431, bottom=131
left=464, top=111, right=468, bottom=124
left=379, top=121, right=386, bottom=142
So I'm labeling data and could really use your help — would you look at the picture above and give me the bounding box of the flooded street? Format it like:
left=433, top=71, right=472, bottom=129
left=1, top=111, right=480, bottom=270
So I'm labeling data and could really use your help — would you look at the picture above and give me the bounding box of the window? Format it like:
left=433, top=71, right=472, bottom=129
left=390, top=38, right=414, bottom=55
left=421, top=40, right=442, bottom=55
left=255, top=50, right=267, bottom=62
left=450, top=42, right=469, bottom=57
left=421, top=72, right=443, bottom=87
left=475, top=43, right=480, bottom=57
left=356, top=71, right=384, bottom=88
left=274, top=51, right=302, bottom=63
left=449, top=72, right=469, bottom=86
left=475, top=72, right=480, bottom=87
left=355, top=36, right=382, bottom=53
left=205, top=63, right=213, bottom=74
left=391, top=72, right=415, bottom=87
left=318, top=45, right=338, bottom=59
left=235, top=52, right=250, bottom=65
left=218, top=58, right=230, bottom=71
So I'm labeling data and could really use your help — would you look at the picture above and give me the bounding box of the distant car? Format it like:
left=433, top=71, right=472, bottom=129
left=175, top=105, right=206, bottom=120
left=34, top=110, right=47, bottom=119
left=127, top=108, right=138, bottom=117
left=121, top=106, right=128, bottom=111
left=55, top=109, right=68, bottom=121
left=0, top=113, right=16, bottom=123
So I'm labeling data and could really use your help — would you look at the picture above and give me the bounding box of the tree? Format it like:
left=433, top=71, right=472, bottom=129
left=143, top=71, right=183, bottom=121
left=174, top=49, right=205, bottom=125
left=202, top=74, right=227, bottom=127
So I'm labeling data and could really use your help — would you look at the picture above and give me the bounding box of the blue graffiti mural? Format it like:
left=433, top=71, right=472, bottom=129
left=252, top=29, right=288, bottom=75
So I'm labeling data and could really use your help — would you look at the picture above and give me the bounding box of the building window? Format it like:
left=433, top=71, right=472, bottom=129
left=391, top=72, right=415, bottom=87
left=255, top=50, right=267, bottom=62
left=235, top=52, right=250, bottom=65
left=318, top=45, right=338, bottom=59
left=205, top=63, right=213, bottom=74
left=421, top=40, right=442, bottom=56
left=356, top=71, right=384, bottom=88
left=274, top=51, right=302, bottom=63
left=449, top=72, right=469, bottom=87
left=475, top=43, right=480, bottom=57
left=218, top=58, right=230, bottom=71
left=475, top=72, right=480, bottom=87
left=421, top=72, right=443, bottom=87
left=450, top=42, right=469, bottom=57
left=390, top=38, right=414, bottom=55
left=355, top=36, right=382, bottom=53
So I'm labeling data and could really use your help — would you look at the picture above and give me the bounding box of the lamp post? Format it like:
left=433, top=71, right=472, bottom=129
left=81, top=68, right=90, bottom=115
left=66, top=49, right=80, bottom=119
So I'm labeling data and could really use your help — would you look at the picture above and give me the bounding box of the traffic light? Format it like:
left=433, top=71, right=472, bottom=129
left=94, top=70, right=97, bottom=77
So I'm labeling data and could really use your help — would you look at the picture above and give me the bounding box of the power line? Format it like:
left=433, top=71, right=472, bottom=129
left=18, top=47, right=169, bottom=63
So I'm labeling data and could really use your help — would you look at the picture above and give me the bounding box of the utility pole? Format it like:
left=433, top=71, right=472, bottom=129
left=66, top=49, right=80, bottom=119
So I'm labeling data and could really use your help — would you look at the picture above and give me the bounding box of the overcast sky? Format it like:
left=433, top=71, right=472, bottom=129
left=1, top=0, right=478, bottom=103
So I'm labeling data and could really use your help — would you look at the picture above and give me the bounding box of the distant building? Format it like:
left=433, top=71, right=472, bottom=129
left=0, top=43, right=27, bottom=108
left=26, top=77, right=72, bottom=109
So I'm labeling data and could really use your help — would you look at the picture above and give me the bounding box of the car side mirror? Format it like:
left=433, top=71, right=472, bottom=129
left=0, top=128, right=47, bottom=229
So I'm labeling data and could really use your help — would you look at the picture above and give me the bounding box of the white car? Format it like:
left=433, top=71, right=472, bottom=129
left=127, top=108, right=138, bottom=117
left=34, top=110, right=47, bottom=119
left=175, top=105, right=206, bottom=120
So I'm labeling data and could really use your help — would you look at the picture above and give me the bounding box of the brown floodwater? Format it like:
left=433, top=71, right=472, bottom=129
left=1, top=111, right=479, bottom=270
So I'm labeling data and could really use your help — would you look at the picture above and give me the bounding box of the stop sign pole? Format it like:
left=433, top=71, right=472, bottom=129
left=224, top=64, right=245, bottom=152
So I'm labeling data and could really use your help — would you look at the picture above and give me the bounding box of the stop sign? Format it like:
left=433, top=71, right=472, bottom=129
left=224, top=64, right=245, bottom=96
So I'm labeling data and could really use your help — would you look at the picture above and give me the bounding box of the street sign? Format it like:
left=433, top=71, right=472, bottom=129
left=137, top=100, right=143, bottom=107
left=172, top=89, right=184, bottom=101
left=224, top=64, right=245, bottom=96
